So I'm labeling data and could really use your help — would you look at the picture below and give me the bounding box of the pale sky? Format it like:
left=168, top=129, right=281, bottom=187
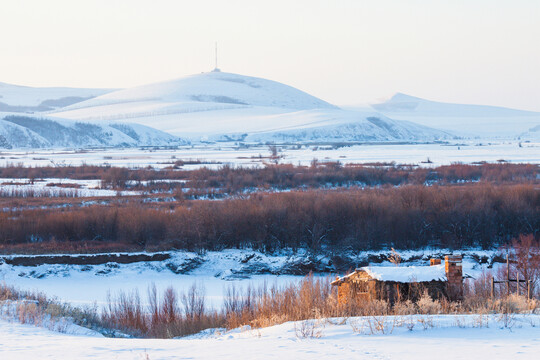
left=1, top=0, right=539, bottom=111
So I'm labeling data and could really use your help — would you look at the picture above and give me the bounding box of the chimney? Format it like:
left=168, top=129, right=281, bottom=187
left=430, top=258, right=441, bottom=266
left=445, top=255, right=463, bottom=301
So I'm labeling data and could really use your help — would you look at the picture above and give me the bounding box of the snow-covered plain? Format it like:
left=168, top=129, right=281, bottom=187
left=1, top=314, right=539, bottom=360
left=0, top=141, right=538, bottom=169
left=1, top=265, right=303, bottom=310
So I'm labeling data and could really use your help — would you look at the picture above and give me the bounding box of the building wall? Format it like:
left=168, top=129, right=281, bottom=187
left=335, top=259, right=464, bottom=305
left=336, top=276, right=447, bottom=305
left=445, top=255, right=463, bottom=300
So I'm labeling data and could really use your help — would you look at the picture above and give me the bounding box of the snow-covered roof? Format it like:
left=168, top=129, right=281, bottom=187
left=362, top=264, right=447, bottom=283
left=333, top=264, right=448, bottom=284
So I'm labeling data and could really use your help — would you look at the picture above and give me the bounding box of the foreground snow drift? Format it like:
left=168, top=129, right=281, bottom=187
left=1, top=315, right=538, bottom=360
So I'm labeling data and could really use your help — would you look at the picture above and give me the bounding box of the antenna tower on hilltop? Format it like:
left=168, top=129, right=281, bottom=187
left=213, top=42, right=221, bottom=72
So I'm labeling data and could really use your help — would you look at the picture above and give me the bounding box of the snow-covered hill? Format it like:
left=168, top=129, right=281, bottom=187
left=0, top=82, right=187, bottom=148
left=0, top=81, right=114, bottom=112
left=371, top=93, right=540, bottom=138
left=224, top=109, right=453, bottom=143
left=0, top=114, right=186, bottom=149
left=520, top=124, right=540, bottom=141
left=52, top=72, right=453, bottom=143
left=56, top=71, right=337, bottom=113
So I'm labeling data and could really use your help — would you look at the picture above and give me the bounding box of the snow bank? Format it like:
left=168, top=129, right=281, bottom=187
left=1, top=314, right=539, bottom=359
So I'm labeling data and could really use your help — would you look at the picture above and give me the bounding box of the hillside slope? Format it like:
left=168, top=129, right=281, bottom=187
left=372, top=93, right=540, bottom=138
left=0, top=82, right=114, bottom=112
left=0, top=114, right=186, bottom=149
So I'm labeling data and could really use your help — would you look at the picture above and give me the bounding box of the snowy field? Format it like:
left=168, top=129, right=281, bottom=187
left=3, top=269, right=303, bottom=310
left=1, top=314, right=539, bottom=360
left=1, top=141, right=538, bottom=169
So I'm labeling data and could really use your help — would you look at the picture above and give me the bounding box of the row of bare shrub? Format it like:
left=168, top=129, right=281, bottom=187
left=102, top=272, right=539, bottom=338
left=1, top=184, right=537, bottom=251
left=0, top=162, right=537, bottom=193
left=102, top=284, right=224, bottom=338
left=184, top=162, right=538, bottom=193
left=0, top=187, right=81, bottom=198
left=3, top=267, right=539, bottom=339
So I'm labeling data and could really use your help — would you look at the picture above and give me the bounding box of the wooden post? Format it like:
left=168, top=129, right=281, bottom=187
left=516, top=273, right=520, bottom=296
left=491, top=277, right=495, bottom=300
left=528, top=280, right=531, bottom=300
left=506, top=254, right=510, bottom=297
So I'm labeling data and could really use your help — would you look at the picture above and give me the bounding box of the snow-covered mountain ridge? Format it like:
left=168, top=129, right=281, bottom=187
left=51, top=72, right=453, bottom=143
left=6, top=72, right=536, bottom=145
left=0, top=82, right=186, bottom=148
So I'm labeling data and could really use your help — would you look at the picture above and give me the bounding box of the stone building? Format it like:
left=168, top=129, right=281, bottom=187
left=331, top=255, right=464, bottom=304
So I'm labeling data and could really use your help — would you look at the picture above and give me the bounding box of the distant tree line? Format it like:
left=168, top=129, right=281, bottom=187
left=0, top=184, right=537, bottom=253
